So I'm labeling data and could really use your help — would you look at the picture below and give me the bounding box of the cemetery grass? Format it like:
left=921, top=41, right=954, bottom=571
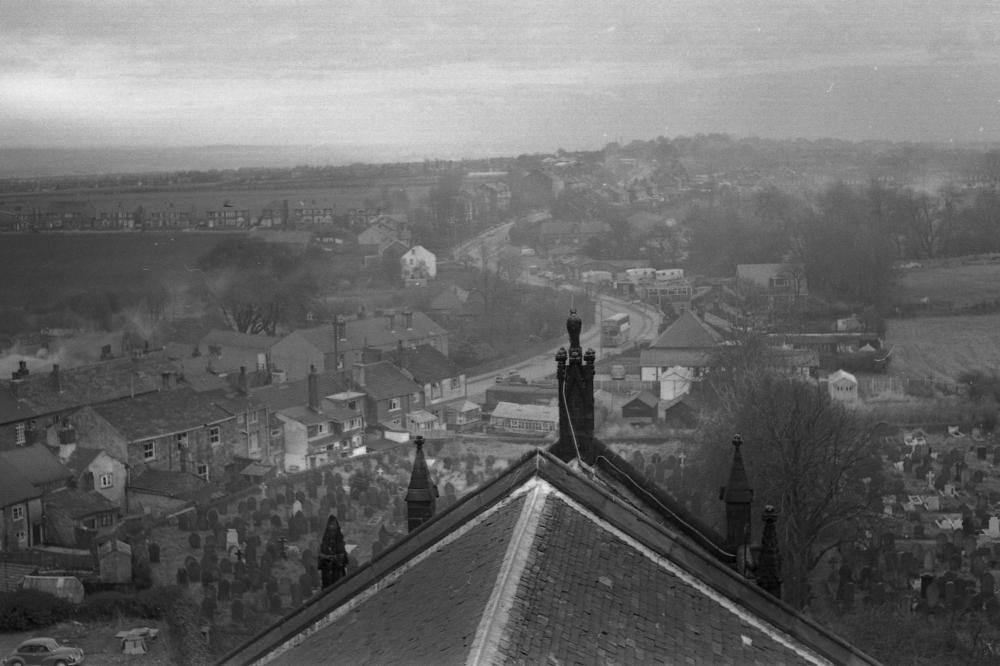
left=0, top=618, right=173, bottom=666
left=885, top=314, right=1000, bottom=382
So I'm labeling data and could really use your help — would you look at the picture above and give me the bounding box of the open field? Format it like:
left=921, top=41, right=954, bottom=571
left=1, top=181, right=432, bottom=216
left=892, top=259, right=1000, bottom=309
left=0, top=232, right=241, bottom=310
left=885, top=314, right=1000, bottom=381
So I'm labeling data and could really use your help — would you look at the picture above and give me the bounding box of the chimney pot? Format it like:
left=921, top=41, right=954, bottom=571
left=308, top=364, right=320, bottom=412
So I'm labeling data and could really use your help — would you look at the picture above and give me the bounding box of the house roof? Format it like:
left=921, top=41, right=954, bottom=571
left=0, top=443, right=73, bottom=487
left=200, top=330, right=279, bottom=352
left=250, top=373, right=351, bottom=413
left=356, top=361, right=421, bottom=400
left=57, top=447, right=104, bottom=476
left=0, top=457, right=40, bottom=507
left=639, top=348, right=714, bottom=369
left=91, top=387, right=231, bottom=442
left=624, top=390, right=659, bottom=409
left=0, top=353, right=182, bottom=425
left=490, top=401, right=558, bottom=422
left=219, top=448, right=878, bottom=666
left=286, top=311, right=446, bottom=355
left=43, top=488, right=118, bottom=519
left=130, top=468, right=210, bottom=500
left=383, top=344, right=460, bottom=384
left=279, top=400, right=357, bottom=425
left=829, top=369, right=858, bottom=384
left=650, top=311, right=723, bottom=349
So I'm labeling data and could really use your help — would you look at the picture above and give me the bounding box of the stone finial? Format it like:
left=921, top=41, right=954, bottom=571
left=567, top=309, right=582, bottom=349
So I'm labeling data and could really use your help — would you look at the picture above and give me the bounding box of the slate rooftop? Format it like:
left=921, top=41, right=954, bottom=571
left=218, top=448, right=879, bottom=666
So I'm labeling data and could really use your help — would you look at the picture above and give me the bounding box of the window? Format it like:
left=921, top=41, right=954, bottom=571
left=196, top=463, right=209, bottom=480
left=143, top=441, right=155, bottom=460
left=450, top=377, right=461, bottom=390
left=247, top=410, right=258, bottom=425
left=349, top=417, right=362, bottom=430
left=99, top=473, right=113, bottom=489
left=15, top=531, right=26, bottom=545
left=11, top=506, right=24, bottom=521
left=100, top=513, right=114, bottom=527
left=388, top=398, right=400, bottom=411
left=15, top=423, right=25, bottom=445
left=175, top=432, right=188, bottom=449
left=248, top=431, right=260, bottom=454
left=348, top=400, right=357, bottom=410
left=209, top=426, right=221, bottom=445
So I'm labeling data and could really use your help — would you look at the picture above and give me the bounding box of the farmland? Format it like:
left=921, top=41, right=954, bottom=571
left=892, top=259, right=1000, bottom=310
left=0, top=232, right=242, bottom=311
left=885, top=314, right=1000, bottom=382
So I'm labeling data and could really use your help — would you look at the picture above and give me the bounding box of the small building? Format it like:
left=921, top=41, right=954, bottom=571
left=98, top=538, right=133, bottom=584
left=489, top=402, right=558, bottom=435
left=828, top=369, right=858, bottom=403
left=621, top=391, right=659, bottom=424
left=400, top=245, right=437, bottom=286
left=43, top=488, right=120, bottom=549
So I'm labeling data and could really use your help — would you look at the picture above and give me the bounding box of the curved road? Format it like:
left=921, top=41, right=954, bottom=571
left=457, top=216, right=662, bottom=398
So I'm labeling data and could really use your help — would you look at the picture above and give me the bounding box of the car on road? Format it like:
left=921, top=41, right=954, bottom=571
left=1, top=638, right=85, bottom=666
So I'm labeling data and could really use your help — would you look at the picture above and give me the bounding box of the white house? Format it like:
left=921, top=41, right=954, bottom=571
left=827, top=369, right=858, bottom=403
left=401, top=245, right=437, bottom=285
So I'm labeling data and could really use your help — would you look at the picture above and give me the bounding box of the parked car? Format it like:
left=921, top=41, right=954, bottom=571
left=1, top=638, right=85, bottom=666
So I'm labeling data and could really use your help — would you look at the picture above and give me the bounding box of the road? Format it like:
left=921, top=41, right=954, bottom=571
left=456, top=216, right=662, bottom=399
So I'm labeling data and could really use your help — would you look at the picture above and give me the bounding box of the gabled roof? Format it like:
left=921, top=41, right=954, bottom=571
left=639, top=348, right=713, bottom=369
left=0, top=353, right=181, bottom=425
left=357, top=361, right=421, bottom=400
left=0, top=443, right=72, bottom=487
left=250, top=373, right=351, bottom=413
left=219, top=448, right=878, bottom=666
left=43, top=488, right=118, bottom=519
left=130, top=468, right=210, bottom=500
left=623, top=390, right=659, bottom=409
left=383, top=344, right=460, bottom=384
left=200, top=330, right=279, bottom=352
left=284, top=311, right=446, bottom=355
left=91, top=387, right=231, bottom=442
left=0, top=457, right=40, bottom=507
left=650, top=311, right=723, bottom=349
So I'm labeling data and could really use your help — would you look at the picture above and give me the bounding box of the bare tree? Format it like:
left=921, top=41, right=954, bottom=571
left=696, top=371, right=884, bottom=609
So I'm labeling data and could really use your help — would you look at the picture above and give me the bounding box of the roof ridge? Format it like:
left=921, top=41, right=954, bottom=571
left=466, top=480, right=548, bottom=664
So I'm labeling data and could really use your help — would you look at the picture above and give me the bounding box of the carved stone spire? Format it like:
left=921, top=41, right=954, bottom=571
left=719, top=435, right=753, bottom=553
left=405, top=435, right=438, bottom=532
left=756, top=505, right=783, bottom=598
left=552, top=309, right=596, bottom=464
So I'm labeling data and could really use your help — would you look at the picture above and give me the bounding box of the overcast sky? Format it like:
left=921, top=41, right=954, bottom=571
left=3, top=0, right=1000, bottom=158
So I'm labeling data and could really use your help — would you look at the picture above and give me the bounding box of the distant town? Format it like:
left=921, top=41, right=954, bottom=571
left=2, top=134, right=1000, bottom=663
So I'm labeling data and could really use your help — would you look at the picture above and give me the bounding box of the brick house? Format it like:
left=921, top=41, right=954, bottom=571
left=351, top=360, right=421, bottom=432
left=383, top=344, right=469, bottom=428
left=0, top=458, right=42, bottom=551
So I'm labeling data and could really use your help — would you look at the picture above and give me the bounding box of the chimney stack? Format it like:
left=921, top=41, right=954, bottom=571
left=405, top=435, right=439, bottom=532
left=552, top=309, right=596, bottom=464
left=238, top=366, right=249, bottom=396
left=58, top=419, right=77, bottom=462
left=51, top=364, right=62, bottom=393
left=308, top=364, right=321, bottom=413
left=756, top=505, right=783, bottom=598
left=352, top=362, right=367, bottom=389
left=719, top=435, right=754, bottom=566
left=13, top=360, right=29, bottom=380
left=100, top=344, right=113, bottom=360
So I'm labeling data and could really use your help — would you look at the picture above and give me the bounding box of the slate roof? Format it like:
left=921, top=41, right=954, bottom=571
left=0, top=443, right=73, bottom=487
left=218, top=449, right=878, bottom=666
left=650, top=311, right=723, bottom=349
left=43, top=488, right=117, bottom=519
left=383, top=344, right=460, bottom=384
left=639, top=348, right=714, bottom=369
left=490, top=401, right=558, bottom=422
left=624, top=390, right=659, bottom=409
left=91, top=387, right=231, bottom=441
left=356, top=361, right=421, bottom=400
left=200, top=330, right=280, bottom=352
left=57, top=447, right=104, bottom=476
left=288, top=311, right=446, bottom=355
left=0, top=457, right=39, bottom=507
left=0, top=353, right=181, bottom=425
left=130, top=468, right=210, bottom=500
left=250, top=374, right=351, bottom=413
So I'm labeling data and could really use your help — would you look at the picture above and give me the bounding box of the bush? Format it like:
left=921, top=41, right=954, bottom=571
left=0, top=589, right=74, bottom=631
left=80, top=586, right=184, bottom=621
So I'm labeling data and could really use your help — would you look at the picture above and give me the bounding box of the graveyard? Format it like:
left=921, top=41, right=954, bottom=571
left=134, top=437, right=537, bottom=652
left=817, top=424, right=1000, bottom=645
